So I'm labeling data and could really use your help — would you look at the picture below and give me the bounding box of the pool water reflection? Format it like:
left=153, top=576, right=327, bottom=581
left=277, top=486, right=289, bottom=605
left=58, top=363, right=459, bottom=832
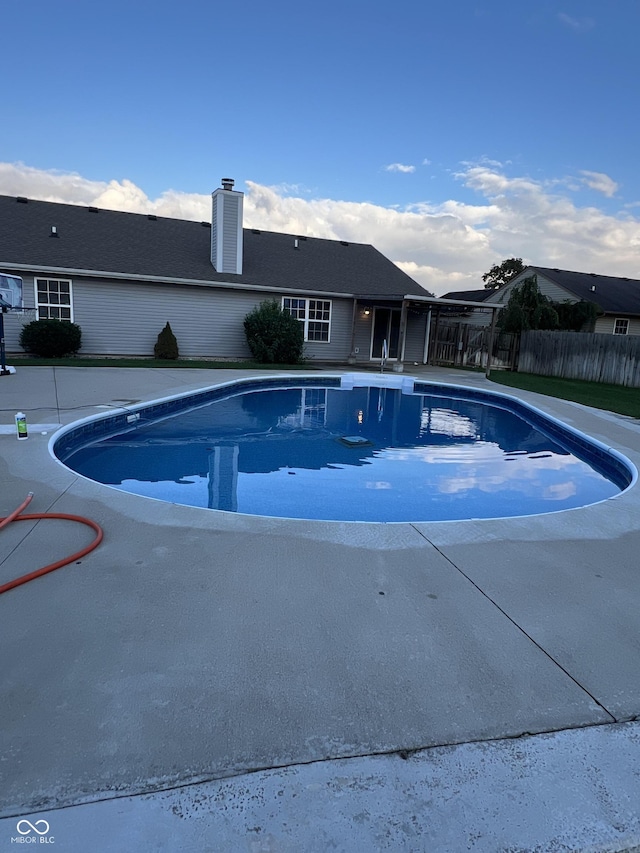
left=58, top=384, right=630, bottom=522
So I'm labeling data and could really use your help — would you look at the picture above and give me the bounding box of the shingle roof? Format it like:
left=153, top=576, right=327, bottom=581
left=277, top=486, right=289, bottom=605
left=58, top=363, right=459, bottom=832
left=440, top=289, right=492, bottom=302
left=533, top=267, right=640, bottom=316
left=0, top=195, right=426, bottom=299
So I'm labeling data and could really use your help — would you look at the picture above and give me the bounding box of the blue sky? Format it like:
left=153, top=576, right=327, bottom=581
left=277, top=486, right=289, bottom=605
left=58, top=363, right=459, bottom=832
left=2, top=0, right=640, bottom=293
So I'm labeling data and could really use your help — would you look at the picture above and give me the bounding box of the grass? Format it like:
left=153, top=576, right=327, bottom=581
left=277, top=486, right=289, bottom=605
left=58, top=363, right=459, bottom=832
left=5, top=356, right=314, bottom=370
left=489, top=371, right=640, bottom=419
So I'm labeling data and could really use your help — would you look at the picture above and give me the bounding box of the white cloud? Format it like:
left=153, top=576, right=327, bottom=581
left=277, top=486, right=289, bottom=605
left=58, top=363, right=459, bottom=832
left=2, top=160, right=639, bottom=297
left=558, top=12, right=595, bottom=31
left=460, top=156, right=510, bottom=170
left=422, top=159, right=432, bottom=166
left=265, top=181, right=313, bottom=196
left=579, top=170, right=619, bottom=198
left=384, top=163, right=415, bottom=173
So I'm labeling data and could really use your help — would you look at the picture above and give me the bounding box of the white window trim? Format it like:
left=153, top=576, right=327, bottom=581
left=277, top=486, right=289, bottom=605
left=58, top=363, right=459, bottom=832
left=282, top=296, right=332, bottom=343
left=34, top=277, right=74, bottom=322
left=613, top=317, right=629, bottom=335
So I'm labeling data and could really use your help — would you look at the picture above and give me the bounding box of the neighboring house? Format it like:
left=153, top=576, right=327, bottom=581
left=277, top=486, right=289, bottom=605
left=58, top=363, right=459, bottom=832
left=486, top=266, right=640, bottom=335
left=0, top=181, right=495, bottom=366
left=438, top=289, right=494, bottom=327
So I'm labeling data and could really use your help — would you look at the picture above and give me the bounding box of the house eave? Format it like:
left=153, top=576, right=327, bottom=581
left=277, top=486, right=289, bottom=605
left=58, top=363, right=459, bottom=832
left=0, top=262, right=357, bottom=301
left=403, top=294, right=500, bottom=310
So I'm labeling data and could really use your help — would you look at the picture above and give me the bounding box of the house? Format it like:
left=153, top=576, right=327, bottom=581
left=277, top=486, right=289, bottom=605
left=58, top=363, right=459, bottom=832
left=0, top=181, right=500, bottom=368
left=438, top=289, right=494, bottom=326
left=486, top=266, right=640, bottom=335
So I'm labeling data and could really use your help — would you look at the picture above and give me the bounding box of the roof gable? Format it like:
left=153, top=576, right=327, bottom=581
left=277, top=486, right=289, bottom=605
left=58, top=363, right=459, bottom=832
left=0, top=195, right=426, bottom=299
left=534, top=267, right=640, bottom=314
left=530, top=266, right=640, bottom=316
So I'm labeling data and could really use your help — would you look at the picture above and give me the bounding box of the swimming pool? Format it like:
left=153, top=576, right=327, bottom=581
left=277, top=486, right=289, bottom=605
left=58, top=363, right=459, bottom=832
left=53, top=374, right=635, bottom=523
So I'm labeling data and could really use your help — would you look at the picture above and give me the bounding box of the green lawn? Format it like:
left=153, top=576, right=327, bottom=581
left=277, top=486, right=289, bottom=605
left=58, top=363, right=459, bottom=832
left=489, top=371, right=640, bottom=419
left=5, top=357, right=312, bottom=370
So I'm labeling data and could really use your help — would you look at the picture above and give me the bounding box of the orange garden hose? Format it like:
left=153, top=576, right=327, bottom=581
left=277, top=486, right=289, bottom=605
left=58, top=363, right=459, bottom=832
left=0, top=493, right=103, bottom=595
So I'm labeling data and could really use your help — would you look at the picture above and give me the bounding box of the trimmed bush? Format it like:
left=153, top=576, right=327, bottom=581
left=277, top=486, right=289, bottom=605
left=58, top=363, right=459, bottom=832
left=243, top=300, right=304, bottom=364
left=154, top=322, right=179, bottom=359
left=19, top=319, right=82, bottom=357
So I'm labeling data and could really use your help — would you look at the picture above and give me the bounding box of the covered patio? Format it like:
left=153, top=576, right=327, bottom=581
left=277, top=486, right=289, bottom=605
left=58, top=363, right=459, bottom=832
left=348, top=293, right=503, bottom=374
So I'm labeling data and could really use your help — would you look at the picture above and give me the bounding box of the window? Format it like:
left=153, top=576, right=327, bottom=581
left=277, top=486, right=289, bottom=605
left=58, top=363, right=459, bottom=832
left=614, top=318, right=629, bottom=335
left=278, top=388, right=327, bottom=429
left=282, top=297, right=331, bottom=342
left=35, top=278, right=73, bottom=321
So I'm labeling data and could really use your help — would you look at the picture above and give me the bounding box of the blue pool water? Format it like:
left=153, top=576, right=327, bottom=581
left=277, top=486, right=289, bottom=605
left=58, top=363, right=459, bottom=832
left=54, top=377, right=634, bottom=522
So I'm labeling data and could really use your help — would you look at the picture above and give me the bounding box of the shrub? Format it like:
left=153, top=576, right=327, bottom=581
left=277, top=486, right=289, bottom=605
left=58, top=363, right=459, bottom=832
left=243, top=300, right=304, bottom=364
left=154, top=322, right=179, bottom=359
left=19, top=319, right=82, bottom=357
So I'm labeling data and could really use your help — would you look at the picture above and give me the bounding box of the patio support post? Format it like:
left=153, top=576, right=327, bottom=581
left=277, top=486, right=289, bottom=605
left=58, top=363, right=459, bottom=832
left=430, top=310, right=440, bottom=365
left=422, top=309, right=432, bottom=364
left=485, top=307, right=498, bottom=378
left=396, top=299, right=408, bottom=371
left=348, top=299, right=359, bottom=363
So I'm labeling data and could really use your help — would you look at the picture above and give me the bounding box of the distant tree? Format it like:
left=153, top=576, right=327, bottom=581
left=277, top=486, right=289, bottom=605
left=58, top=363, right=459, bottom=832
left=482, top=258, right=525, bottom=289
left=498, top=275, right=559, bottom=333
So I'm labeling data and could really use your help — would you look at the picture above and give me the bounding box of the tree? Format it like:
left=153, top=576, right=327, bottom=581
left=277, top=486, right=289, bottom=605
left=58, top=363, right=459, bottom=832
left=498, top=275, right=559, bottom=333
left=554, top=300, right=600, bottom=332
left=243, top=300, right=304, bottom=364
left=482, top=258, right=525, bottom=289
left=154, top=322, right=179, bottom=359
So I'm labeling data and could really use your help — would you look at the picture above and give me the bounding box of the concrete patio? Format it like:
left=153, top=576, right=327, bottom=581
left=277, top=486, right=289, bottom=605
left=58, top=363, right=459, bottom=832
left=1, top=364, right=640, bottom=852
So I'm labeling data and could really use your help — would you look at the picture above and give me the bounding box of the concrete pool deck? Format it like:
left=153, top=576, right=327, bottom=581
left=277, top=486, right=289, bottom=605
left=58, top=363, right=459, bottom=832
left=1, top=364, right=640, bottom=851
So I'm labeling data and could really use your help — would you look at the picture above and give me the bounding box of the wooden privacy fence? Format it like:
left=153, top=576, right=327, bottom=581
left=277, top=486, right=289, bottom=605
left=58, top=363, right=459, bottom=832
left=430, top=321, right=517, bottom=369
left=518, top=330, right=640, bottom=387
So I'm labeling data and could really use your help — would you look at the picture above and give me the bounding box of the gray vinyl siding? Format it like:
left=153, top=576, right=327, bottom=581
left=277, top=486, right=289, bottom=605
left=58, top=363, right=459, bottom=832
left=5, top=275, right=356, bottom=360
left=353, top=312, right=373, bottom=361
left=595, top=315, right=640, bottom=336
left=2, top=272, right=427, bottom=360
left=74, top=279, right=356, bottom=359
left=524, top=273, right=572, bottom=302
left=403, top=312, right=428, bottom=362
left=488, top=272, right=572, bottom=307
left=74, top=278, right=251, bottom=357
left=302, top=298, right=353, bottom=363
